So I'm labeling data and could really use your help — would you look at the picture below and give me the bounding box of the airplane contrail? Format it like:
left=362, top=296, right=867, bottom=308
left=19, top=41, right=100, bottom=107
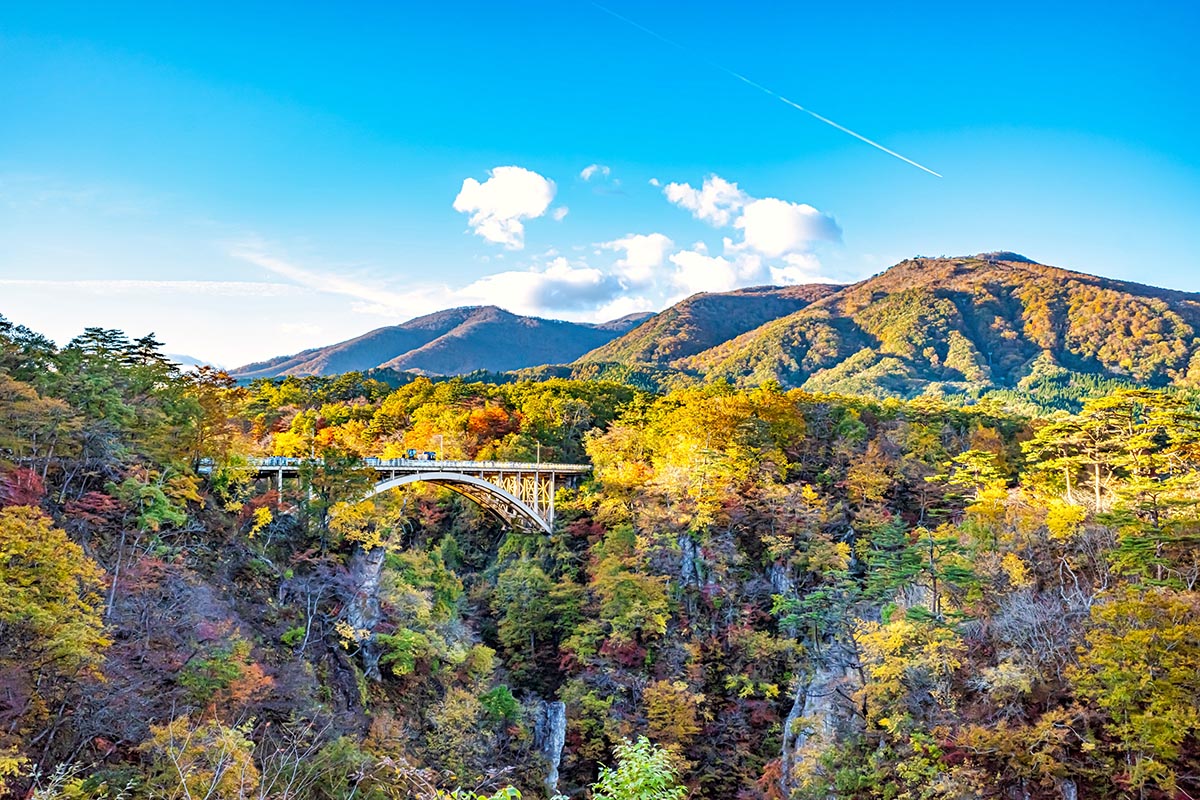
left=590, top=2, right=943, bottom=178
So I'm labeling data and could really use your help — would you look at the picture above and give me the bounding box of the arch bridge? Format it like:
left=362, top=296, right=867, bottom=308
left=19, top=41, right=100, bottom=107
left=216, top=457, right=592, bottom=534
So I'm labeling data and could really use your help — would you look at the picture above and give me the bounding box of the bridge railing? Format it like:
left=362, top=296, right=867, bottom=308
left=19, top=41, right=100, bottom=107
left=198, top=457, right=592, bottom=472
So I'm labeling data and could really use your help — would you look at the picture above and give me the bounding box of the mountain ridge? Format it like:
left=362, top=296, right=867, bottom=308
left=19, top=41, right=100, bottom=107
left=233, top=254, right=1200, bottom=405
left=231, top=305, right=650, bottom=379
left=680, top=254, right=1200, bottom=397
left=575, top=284, right=842, bottom=366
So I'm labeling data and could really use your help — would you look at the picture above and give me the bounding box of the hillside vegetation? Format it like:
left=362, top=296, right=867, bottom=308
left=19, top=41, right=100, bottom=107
left=577, top=285, right=840, bottom=366
left=680, top=255, right=1200, bottom=402
left=234, top=307, right=648, bottom=379
left=2, top=311, right=1199, bottom=800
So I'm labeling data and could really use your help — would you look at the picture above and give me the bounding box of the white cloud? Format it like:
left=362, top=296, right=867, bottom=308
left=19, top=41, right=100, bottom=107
left=552, top=206, right=569, bottom=221
left=662, top=173, right=841, bottom=267
left=580, top=164, right=611, bottom=181
left=769, top=253, right=829, bottom=285
left=580, top=164, right=625, bottom=196
left=452, top=166, right=556, bottom=249
left=663, top=175, right=748, bottom=227
left=666, top=245, right=825, bottom=295
left=458, top=257, right=622, bottom=315
left=733, top=197, right=841, bottom=258
left=588, top=294, right=659, bottom=322
left=669, top=250, right=743, bottom=294
left=601, top=233, right=674, bottom=286
left=648, top=177, right=661, bottom=187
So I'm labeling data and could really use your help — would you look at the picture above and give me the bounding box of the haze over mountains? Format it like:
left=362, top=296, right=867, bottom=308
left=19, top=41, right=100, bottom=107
left=234, top=253, right=1200, bottom=401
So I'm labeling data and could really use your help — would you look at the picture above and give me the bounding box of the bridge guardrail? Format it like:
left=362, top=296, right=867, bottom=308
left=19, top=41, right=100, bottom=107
left=198, top=457, right=592, bottom=471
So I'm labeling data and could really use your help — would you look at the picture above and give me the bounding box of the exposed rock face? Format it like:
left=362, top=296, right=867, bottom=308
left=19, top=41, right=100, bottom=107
left=679, top=533, right=700, bottom=587
left=768, top=562, right=794, bottom=596
left=346, top=545, right=387, bottom=681
left=780, top=658, right=859, bottom=797
left=533, top=698, right=567, bottom=797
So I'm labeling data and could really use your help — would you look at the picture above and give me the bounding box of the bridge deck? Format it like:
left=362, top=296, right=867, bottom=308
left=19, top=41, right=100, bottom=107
left=199, top=457, right=592, bottom=476
left=197, top=457, right=590, bottom=533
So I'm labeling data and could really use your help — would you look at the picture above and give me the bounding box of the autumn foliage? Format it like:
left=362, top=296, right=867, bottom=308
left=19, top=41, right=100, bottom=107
left=1, top=311, right=1199, bottom=799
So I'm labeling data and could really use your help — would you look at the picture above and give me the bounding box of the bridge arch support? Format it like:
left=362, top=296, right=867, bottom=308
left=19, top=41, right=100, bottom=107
left=366, top=471, right=553, bottom=534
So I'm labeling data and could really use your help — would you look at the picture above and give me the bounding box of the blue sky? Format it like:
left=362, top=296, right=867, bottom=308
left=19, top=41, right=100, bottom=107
left=2, top=0, right=1198, bottom=366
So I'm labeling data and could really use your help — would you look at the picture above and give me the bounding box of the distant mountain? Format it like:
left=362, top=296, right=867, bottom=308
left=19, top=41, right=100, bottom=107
left=232, top=306, right=647, bottom=379
left=165, top=353, right=225, bottom=371
left=590, top=312, right=657, bottom=332
left=233, top=255, right=1200, bottom=406
left=681, top=254, right=1200, bottom=398
left=576, top=284, right=842, bottom=366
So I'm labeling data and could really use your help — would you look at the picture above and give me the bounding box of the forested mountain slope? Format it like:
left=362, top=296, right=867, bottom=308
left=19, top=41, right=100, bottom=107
left=233, top=306, right=646, bottom=379
left=576, top=284, right=841, bottom=366
left=684, top=253, right=1200, bottom=397
left=233, top=306, right=482, bottom=378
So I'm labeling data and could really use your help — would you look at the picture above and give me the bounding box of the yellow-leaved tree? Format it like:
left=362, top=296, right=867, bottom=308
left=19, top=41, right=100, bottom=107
left=140, top=716, right=258, bottom=800
left=1070, top=587, right=1200, bottom=794
left=0, top=506, right=109, bottom=774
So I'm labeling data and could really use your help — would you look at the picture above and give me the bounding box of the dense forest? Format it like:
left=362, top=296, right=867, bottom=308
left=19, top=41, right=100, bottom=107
left=2, top=312, right=1199, bottom=800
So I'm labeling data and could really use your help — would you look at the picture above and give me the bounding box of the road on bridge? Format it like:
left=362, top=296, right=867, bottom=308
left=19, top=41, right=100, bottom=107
left=199, top=456, right=592, bottom=533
